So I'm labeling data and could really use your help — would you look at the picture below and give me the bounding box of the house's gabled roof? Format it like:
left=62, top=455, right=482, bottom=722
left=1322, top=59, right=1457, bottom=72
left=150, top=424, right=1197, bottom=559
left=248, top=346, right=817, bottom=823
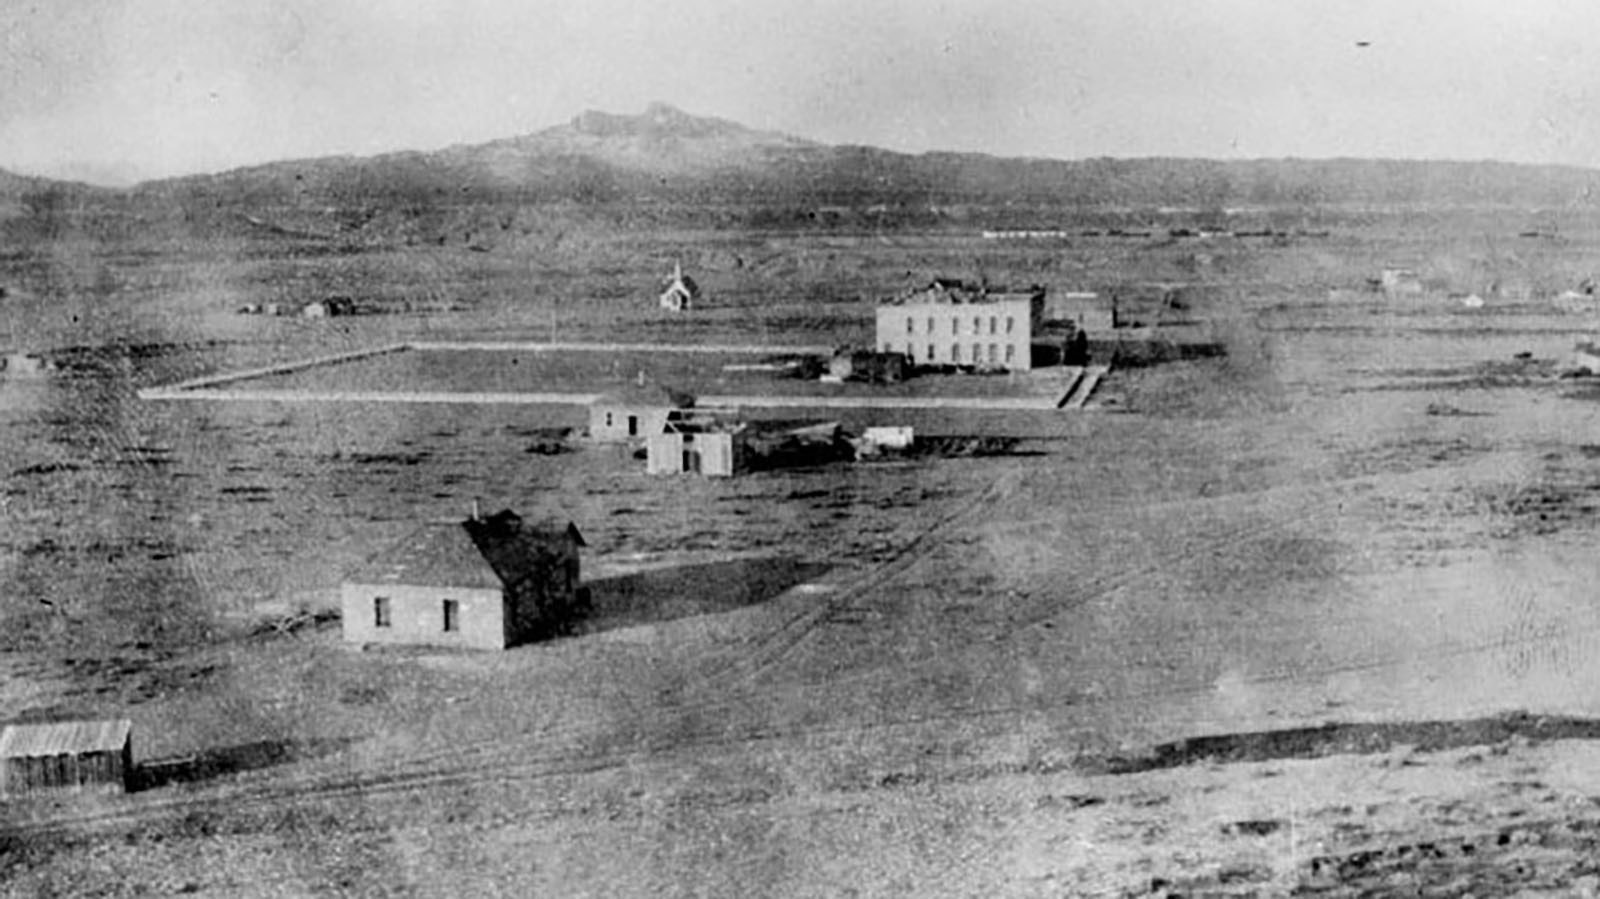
left=0, top=719, right=132, bottom=758
left=348, top=510, right=584, bottom=590
left=348, top=521, right=504, bottom=588
left=592, top=383, right=696, bottom=409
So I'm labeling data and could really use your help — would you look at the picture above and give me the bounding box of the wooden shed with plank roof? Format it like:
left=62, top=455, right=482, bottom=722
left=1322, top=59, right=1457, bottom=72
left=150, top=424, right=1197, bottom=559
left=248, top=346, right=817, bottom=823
left=0, top=718, right=134, bottom=797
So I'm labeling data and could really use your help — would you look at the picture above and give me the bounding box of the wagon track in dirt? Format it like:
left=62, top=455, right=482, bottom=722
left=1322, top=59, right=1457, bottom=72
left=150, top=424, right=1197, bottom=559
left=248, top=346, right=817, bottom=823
left=0, top=455, right=1555, bottom=842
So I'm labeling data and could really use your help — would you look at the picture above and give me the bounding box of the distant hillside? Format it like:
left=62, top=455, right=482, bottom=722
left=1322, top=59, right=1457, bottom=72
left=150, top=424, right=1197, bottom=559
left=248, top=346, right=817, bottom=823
left=125, top=104, right=1600, bottom=215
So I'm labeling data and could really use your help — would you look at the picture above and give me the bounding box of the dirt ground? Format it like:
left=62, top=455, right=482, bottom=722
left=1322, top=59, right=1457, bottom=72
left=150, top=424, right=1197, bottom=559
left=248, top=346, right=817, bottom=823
left=8, top=217, right=1600, bottom=895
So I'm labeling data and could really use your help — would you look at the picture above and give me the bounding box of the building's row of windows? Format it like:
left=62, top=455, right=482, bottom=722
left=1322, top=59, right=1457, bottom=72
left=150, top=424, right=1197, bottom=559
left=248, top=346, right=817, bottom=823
left=904, top=315, right=1014, bottom=336
left=882, top=343, right=1017, bottom=365
left=374, top=596, right=460, bottom=632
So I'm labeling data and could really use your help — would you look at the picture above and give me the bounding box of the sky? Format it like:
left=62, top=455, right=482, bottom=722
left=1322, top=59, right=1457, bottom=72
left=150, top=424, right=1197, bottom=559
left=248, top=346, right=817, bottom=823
left=2, top=0, right=1597, bottom=185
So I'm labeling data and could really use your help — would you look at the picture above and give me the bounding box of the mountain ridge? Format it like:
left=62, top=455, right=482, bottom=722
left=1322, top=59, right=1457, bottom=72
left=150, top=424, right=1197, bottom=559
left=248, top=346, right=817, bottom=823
left=7, top=104, right=1600, bottom=215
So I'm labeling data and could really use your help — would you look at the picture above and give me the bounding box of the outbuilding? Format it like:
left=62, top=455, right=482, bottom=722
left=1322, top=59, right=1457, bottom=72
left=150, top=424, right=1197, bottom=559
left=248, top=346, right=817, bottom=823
left=647, top=426, right=744, bottom=476
left=0, top=719, right=134, bottom=797
left=341, top=508, right=587, bottom=650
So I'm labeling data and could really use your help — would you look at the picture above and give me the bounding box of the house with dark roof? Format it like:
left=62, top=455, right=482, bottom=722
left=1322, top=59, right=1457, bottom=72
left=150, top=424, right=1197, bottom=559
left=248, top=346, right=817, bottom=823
left=341, top=508, right=586, bottom=650
left=0, top=719, right=134, bottom=797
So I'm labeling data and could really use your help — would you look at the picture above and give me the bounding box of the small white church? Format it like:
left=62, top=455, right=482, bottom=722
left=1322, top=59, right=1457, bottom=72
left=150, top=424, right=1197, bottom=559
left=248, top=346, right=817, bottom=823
left=659, top=261, right=700, bottom=312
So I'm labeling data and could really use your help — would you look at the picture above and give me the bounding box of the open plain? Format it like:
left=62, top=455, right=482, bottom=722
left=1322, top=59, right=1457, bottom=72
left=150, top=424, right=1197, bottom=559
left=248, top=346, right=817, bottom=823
left=10, top=189, right=1600, bottom=897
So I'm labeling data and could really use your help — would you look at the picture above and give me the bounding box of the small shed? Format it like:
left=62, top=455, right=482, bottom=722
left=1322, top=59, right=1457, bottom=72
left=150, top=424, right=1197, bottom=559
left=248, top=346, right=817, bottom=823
left=1, top=353, right=54, bottom=377
left=1380, top=268, right=1424, bottom=296
left=647, top=428, right=743, bottom=477
left=862, top=426, right=914, bottom=450
left=659, top=261, right=700, bottom=312
left=0, top=719, right=134, bottom=797
left=1043, top=292, right=1115, bottom=333
left=829, top=348, right=909, bottom=384
left=589, top=385, right=696, bottom=443
left=342, top=508, right=586, bottom=650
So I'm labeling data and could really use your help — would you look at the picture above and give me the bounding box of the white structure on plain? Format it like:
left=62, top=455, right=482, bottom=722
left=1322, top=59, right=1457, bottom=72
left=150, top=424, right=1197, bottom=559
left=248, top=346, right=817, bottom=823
left=659, top=261, right=700, bottom=312
left=875, top=279, right=1045, bottom=371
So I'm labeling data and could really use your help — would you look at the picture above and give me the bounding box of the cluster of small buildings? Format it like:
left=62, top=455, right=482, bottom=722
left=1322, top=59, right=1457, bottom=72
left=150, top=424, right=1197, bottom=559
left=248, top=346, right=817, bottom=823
left=238, top=297, right=356, bottom=318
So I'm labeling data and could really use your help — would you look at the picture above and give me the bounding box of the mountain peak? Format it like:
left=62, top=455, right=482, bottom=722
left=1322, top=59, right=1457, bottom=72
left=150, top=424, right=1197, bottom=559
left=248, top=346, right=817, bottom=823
left=569, top=102, right=749, bottom=141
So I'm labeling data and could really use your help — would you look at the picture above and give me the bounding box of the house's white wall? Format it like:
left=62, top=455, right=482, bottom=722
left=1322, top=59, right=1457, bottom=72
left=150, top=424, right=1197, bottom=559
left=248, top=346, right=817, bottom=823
left=341, top=583, right=507, bottom=650
left=646, top=432, right=685, bottom=474
left=589, top=405, right=673, bottom=442
left=875, top=299, right=1033, bottom=370
left=646, top=431, right=737, bottom=476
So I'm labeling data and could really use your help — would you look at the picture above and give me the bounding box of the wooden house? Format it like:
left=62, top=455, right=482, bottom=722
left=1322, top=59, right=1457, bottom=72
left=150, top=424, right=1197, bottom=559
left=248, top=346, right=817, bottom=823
left=588, top=385, right=696, bottom=443
left=341, top=508, right=586, bottom=650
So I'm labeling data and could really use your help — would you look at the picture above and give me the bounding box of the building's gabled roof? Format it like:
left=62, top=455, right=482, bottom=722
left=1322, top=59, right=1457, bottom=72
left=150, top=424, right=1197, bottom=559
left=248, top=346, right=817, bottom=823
left=0, top=719, right=132, bottom=758
left=661, top=261, right=701, bottom=298
left=465, top=510, right=585, bottom=586
left=592, top=383, right=696, bottom=409
left=348, top=510, right=583, bottom=589
left=882, top=279, right=1043, bottom=307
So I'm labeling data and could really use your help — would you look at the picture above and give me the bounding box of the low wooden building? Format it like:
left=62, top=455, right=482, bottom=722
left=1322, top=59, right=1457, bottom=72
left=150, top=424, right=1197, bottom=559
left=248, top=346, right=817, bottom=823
left=1043, top=292, right=1115, bottom=333
left=0, top=719, right=134, bottom=797
left=589, top=385, right=696, bottom=443
left=828, top=348, right=909, bottom=384
left=342, top=508, right=586, bottom=650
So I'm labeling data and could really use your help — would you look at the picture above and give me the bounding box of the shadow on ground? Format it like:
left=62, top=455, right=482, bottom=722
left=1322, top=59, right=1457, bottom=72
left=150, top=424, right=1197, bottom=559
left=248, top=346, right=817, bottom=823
left=1086, top=712, right=1600, bottom=775
left=133, top=737, right=353, bottom=791
left=573, top=556, right=830, bottom=636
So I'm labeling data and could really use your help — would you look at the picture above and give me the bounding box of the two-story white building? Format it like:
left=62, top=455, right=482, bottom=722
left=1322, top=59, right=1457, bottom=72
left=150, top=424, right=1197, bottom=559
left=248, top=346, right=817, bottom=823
left=874, top=279, right=1045, bottom=371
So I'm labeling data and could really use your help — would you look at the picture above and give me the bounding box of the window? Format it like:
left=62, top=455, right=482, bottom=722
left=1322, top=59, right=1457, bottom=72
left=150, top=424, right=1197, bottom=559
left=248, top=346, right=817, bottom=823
left=951, top=317, right=959, bottom=335
left=1006, top=316, right=1015, bottom=334
left=951, top=343, right=961, bottom=362
left=973, top=344, right=981, bottom=364
left=989, top=316, right=997, bottom=335
left=627, top=415, right=638, bottom=437
left=927, top=316, right=934, bottom=333
left=927, top=344, right=935, bottom=362
left=973, top=316, right=981, bottom=333
left=906, top=316, right=914, bottom=335
left=442, top=599, right=459, bottom=633
left=374, top=596, right=391, bottom=628
left=988, top=344, right=998, bottom=363
left=604, top=412, right=614, bottom=428
left=1005, top=344, right=1016, bottom=363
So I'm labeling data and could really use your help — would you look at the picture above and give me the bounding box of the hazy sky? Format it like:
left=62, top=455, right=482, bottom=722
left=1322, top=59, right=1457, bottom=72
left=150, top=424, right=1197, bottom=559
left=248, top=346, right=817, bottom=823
left=3, top=0, right=1596, bottom=184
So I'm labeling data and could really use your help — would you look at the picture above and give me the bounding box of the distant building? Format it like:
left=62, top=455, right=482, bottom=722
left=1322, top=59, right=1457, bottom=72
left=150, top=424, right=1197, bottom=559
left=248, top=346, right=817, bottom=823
left=874, top=279, right=1045, bottom=371
left=1, top=353, right=54, bottom=377
left=659, top=261, right=700, bottom=312
left=1042, top=292, right=1115, bottom=333
left=647, top=426, right=744, bottom=477
left=828, top=347, right=909, bottom=383
left=1380, top=268, right=1424, bottom=296
left=852, top=425, right=915, bottom=459
left=341, top=508, right=586, bottom=650
left=588, top=384, right=697, bottom=443
left=0, top=719, right=134, bottom=797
